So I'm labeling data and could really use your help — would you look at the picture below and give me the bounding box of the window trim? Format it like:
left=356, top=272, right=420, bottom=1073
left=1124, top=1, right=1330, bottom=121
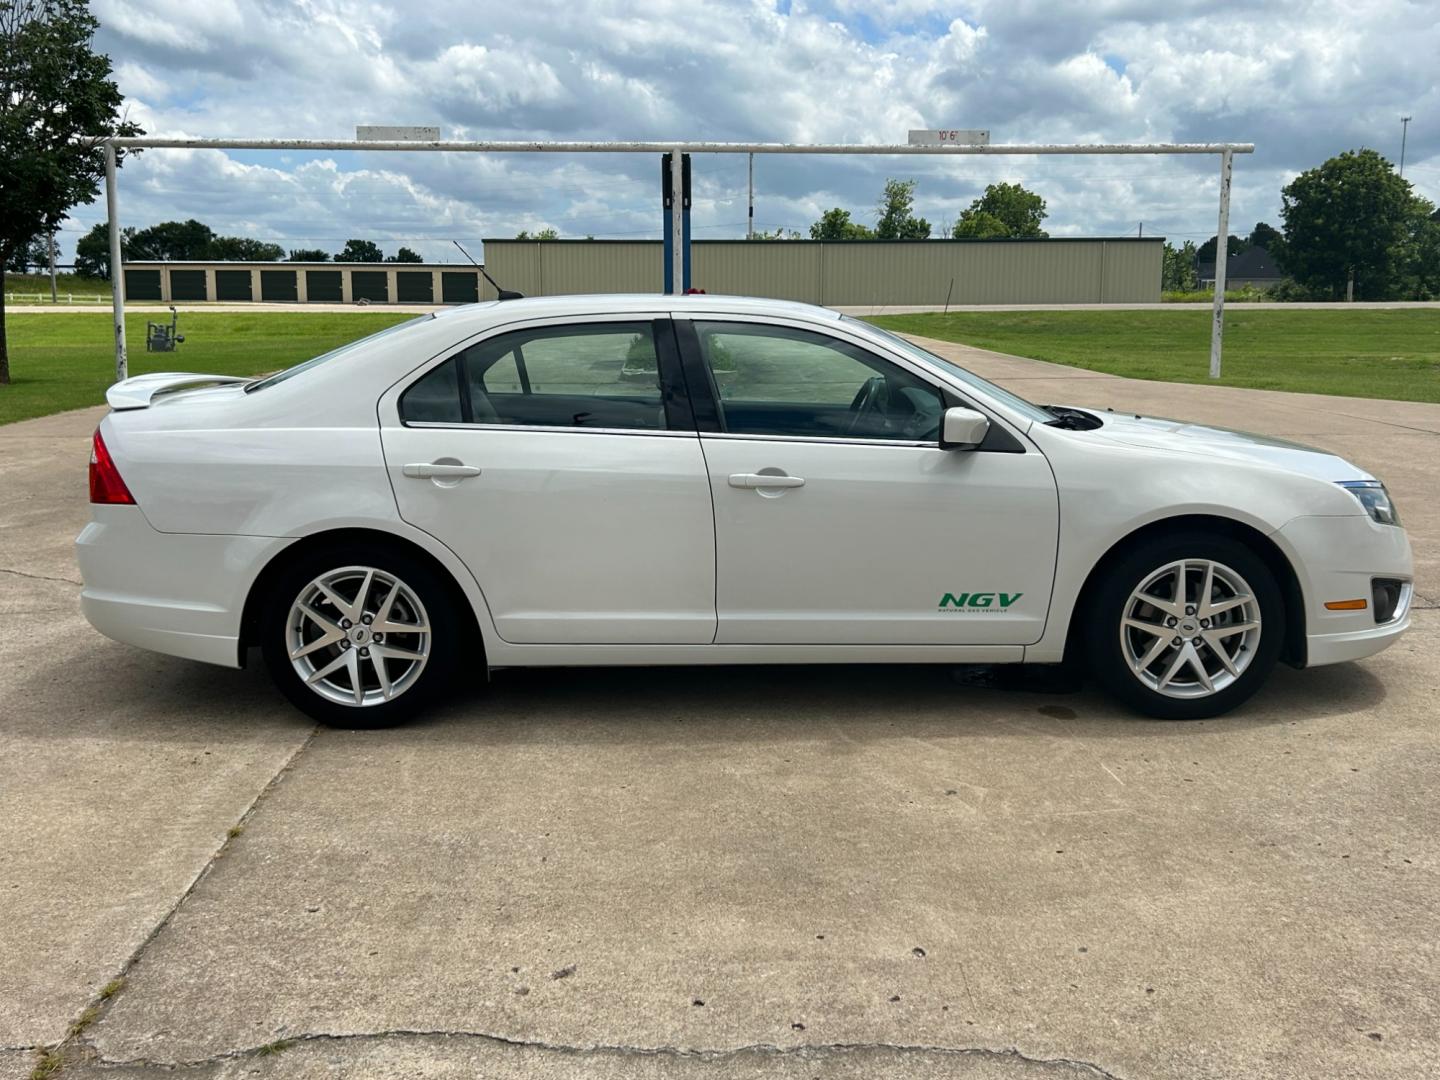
left=396, top=316, right=696, bottom=434
left=671, top=313, right=1032, bottom=453
left=678, top=317, right=948, bottom=446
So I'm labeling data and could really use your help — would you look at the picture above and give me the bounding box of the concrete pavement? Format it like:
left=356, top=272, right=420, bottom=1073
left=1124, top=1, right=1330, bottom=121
left=0, top=344, right=1436, bottom=1079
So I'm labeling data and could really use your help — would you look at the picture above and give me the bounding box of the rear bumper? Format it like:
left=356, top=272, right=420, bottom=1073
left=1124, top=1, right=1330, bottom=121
left=1274, top=515, right=1414, bottom=669
left=76, top=506, right=291, bottom=668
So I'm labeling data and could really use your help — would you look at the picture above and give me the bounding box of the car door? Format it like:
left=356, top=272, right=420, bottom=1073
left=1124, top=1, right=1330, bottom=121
left=676, top=316, right=1059, bottom=646
left=380, top=316, right=717, bottom=645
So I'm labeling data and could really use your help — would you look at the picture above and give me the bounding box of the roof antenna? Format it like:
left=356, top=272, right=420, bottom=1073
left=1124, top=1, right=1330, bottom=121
left=453, top=240, right=524, bottom=300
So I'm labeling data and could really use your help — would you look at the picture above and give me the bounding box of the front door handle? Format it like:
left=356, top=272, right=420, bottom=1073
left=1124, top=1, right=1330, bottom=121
left=728, top=472, right=805, bottom=490
left=403, top=462, right=481, bottom=479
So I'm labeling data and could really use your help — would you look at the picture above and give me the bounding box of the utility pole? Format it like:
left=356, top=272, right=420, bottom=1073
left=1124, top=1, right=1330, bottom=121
left=1399, top=116, right=1412, bottom=177
left=747, top=152, right=754, bottom=240
left=1137, top=222, right=1143, bottom=238
left=47, top=232, right=57, bottom=303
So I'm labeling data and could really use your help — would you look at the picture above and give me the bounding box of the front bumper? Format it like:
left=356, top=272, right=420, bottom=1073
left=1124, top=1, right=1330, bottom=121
left=1274, top=514, right=1414, bottom=668
left=76, top=505, right=292, bottom=668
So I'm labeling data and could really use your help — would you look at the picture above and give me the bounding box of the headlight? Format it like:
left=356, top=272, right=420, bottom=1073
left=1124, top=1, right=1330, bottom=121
left=1337, top=480, right=1401, bottom=526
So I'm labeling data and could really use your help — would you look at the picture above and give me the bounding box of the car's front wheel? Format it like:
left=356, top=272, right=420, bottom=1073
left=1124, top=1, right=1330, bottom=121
left=1086, top=532, right=1285, bottom=719
left=260, top=545, right=461, bottom=728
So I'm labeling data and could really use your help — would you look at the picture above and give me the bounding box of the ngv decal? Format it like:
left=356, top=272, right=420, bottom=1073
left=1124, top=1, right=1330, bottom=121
left=939, top=591, right=1023, bottom=611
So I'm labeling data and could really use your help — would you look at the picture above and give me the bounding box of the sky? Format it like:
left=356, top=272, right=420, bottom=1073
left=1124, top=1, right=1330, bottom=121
left=59, top=0, right=1440, bottom=263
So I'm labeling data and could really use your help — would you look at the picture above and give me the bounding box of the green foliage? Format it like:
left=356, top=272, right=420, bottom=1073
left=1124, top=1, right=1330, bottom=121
left=1, top=0, right=142, bottom=383
left=129, top=218, right=214, bottom=261
left=1197, top=234, right=1248, bottom=263
left=1161, top=240, right=1199, bottom=292
left=875, top=179, right=930, bottom=240
left=951, top=210, right=1008, bottom=239
left=1397, top=197, right=1440, bottom=300
left=1247, top=221, right=1283, bottom=252
left=748, top=226, right=801, bottom=239
left=1280, top=148, right=1419, bottom=300
left=4, top=235, right=53, bottom=272
left=515, top=228, right=559, bottom=240
left=74, top=221, right=127, bottom=277
left=287, top=248, right=331, bottom=262
left=208, top=236, right=285, bottom=261
left=953, top=182, right=1048, bottom=239
left=809, top=207, right=873, bottom=240
left=337, top=238, right=384, bottom=262
left=386, top=246, right=424, bottom=263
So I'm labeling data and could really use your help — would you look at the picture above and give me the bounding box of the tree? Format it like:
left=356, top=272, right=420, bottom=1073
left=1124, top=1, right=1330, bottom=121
left=337, top=238, right=384, bottom=262
left=516, top=228, right=558, bottom=240
left=74, top=221, right=132, bottom=278
left=207, top=236, right=284, bottom=261
left=1161, top=240, right=1199, bottom=292
left=809, top=207, right=873, bottom=240
left=1, top=0, right=142, bottom=384
left=287, top=248, right=330, bottom=262
left=953, top=182, right=1048, bottom=239
left=1280, top=149, right=1417, bottom=300
left=1398, top=195, right=1440, bottom=300
left=1247, top=221, right=1283, bottom=252
left=1196, top=234, right=1248, bottom=264
left=128, top=219, right=214, bottom=261
left=875, top=179, right=930, bottom=240
left=386, top=246, right=423, bottom=262
left=4, top=235, right=53, bottom=273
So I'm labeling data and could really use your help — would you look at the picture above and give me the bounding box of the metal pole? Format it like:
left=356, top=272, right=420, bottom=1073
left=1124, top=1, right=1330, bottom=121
left=1399, top=116, right=1411, bottom=177
left=1208, top=148, right=1233, bottom=380
left=105, top=142, right=128, bottom=383
left=670, top=148, right=684, bottom=294
left=747, top=152, right=754, bottom=240
left=47, top=232, right=57, bottom=303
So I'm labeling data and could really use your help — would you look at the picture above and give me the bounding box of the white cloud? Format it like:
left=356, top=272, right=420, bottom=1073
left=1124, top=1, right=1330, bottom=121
left=63, top=0, right=1438, bottom=258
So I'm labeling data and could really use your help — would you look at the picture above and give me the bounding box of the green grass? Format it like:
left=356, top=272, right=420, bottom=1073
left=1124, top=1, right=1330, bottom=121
left=1160, top=286, right=1273, bottom=303
left=4, top=271, right=113, bottom=303
left=0, top=311, right=413, bottom=425
left=869, top=309, right=1440, bottom=403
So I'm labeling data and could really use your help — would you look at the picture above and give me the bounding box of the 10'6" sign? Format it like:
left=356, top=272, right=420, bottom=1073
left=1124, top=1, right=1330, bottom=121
left=907, top=129, right=990, bottom=146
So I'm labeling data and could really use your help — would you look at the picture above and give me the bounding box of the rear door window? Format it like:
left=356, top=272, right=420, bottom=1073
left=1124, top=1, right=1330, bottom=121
left=400, top=322, right=671, bottom=431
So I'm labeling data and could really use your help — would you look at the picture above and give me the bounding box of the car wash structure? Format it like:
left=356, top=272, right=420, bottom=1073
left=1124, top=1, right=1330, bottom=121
left=99, top=136, right=1253, bottom=383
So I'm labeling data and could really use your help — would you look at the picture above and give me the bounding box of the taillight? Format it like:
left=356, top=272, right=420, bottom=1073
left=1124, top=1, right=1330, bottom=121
left=89, top=429, right=136, bottom=505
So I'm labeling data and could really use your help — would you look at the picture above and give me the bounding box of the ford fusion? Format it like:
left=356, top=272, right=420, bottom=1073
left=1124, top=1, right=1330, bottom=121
left=77, top=295, right=1413, bottom=727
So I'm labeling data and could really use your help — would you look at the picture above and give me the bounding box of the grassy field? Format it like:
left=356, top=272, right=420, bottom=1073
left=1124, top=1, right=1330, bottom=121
left=0, top=311, right=412, bottom=425
left=4, top=272, right=113, bottom=303
left=870, top=309, right=1440, bottom=403
left=4, top=306, right=1440, bottom=426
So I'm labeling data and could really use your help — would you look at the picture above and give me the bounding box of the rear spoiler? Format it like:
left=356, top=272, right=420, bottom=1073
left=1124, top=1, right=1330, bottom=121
left=106, top=373, right=252, bottom=410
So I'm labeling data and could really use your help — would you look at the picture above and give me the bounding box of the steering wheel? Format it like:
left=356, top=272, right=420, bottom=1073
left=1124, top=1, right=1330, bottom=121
left=845, top=375, right=888, bottom=436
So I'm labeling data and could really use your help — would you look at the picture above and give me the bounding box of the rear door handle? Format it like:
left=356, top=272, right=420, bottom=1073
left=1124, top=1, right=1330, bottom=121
left=403, top=462, right=481, bottom=479
left=728, top=473, right=805, bottom=489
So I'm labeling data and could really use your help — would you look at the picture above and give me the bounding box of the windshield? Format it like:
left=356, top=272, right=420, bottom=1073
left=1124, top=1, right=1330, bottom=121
left=847, top=318, right=1054, bottom=426
left=245, top=314, right=435, bottom=392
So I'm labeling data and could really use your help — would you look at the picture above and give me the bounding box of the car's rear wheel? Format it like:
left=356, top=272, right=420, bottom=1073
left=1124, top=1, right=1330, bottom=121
left=1086, top=532, right=1285, bottom=719
left=260, top=545, right=461, bottom=728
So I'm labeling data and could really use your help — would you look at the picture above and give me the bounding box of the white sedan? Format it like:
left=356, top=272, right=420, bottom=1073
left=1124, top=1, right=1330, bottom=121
left=77, top=295, right=1413, bottom=727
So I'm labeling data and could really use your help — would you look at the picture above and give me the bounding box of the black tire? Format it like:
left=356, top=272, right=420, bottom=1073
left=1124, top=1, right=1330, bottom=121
left=1085, top=531, right=1285, bottom=720
left=260, top=542, right=462, bottom=728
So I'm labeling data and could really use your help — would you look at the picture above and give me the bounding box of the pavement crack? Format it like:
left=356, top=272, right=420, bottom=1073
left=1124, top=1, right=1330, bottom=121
left=0, top=566, right=82, bottom=586
left=40, top=727, right=319, bottom=1074
left=93, top=1031, right=1126, bottom=1078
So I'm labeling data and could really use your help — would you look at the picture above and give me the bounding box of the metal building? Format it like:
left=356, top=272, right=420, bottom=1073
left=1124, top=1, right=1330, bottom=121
left=484, top=238, right=1164, bottom=305
left=122, top=239, right=1162, bottom=307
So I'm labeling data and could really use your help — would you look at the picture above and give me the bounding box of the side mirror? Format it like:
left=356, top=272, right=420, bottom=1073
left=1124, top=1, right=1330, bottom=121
left=939, top=406, right=990, bottom=450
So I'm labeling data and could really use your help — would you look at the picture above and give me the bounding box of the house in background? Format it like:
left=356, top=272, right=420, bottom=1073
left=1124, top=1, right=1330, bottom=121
left=1197, top=246, right=1284, bottom=290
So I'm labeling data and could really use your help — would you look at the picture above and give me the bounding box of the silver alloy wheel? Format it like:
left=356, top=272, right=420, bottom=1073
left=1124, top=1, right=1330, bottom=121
left=1120, top=558, right=1262, bottom=700
left=286, top=566, right=431, bottom=707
